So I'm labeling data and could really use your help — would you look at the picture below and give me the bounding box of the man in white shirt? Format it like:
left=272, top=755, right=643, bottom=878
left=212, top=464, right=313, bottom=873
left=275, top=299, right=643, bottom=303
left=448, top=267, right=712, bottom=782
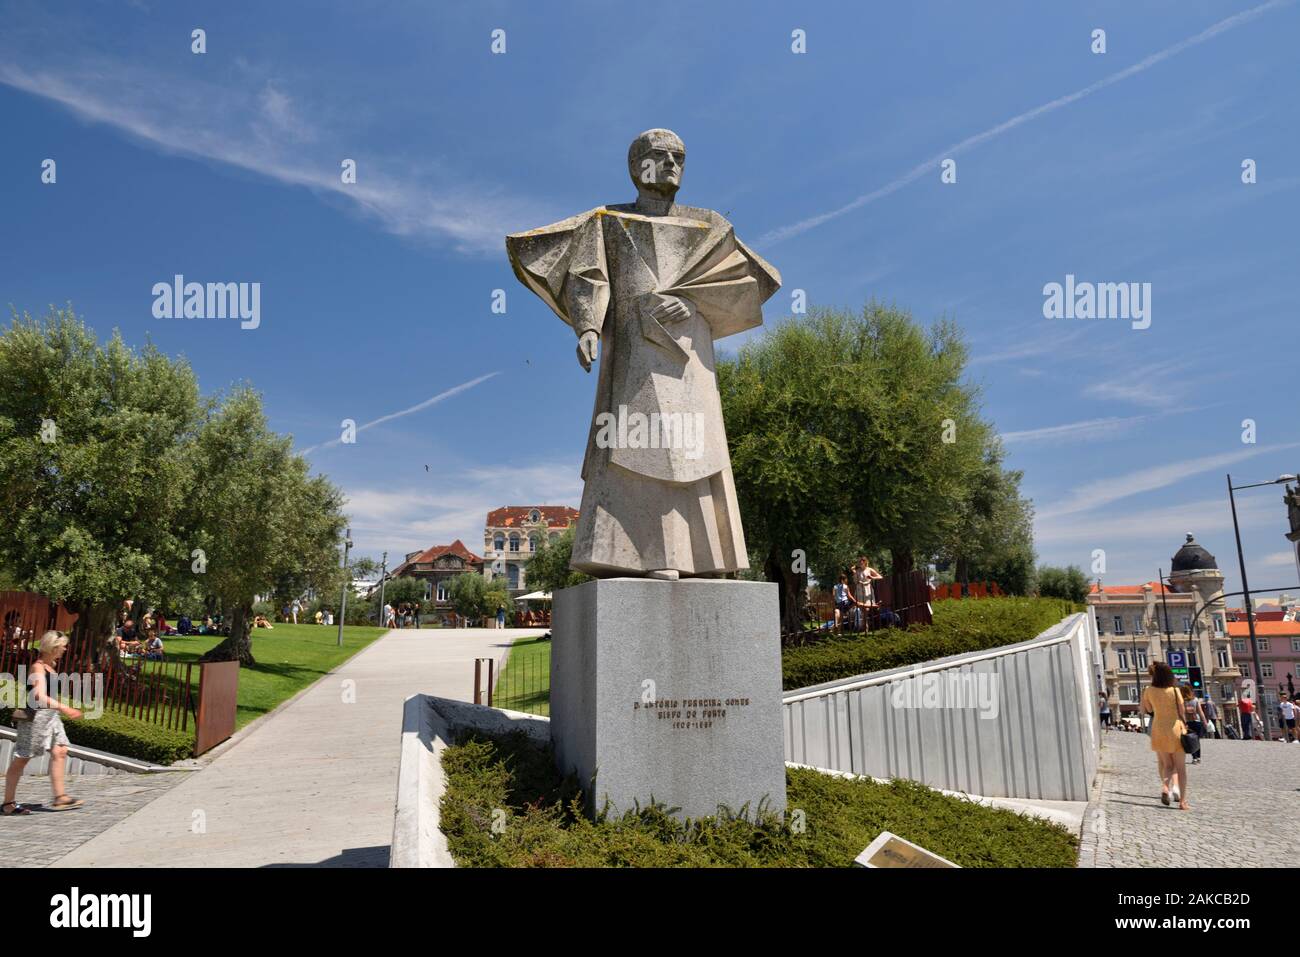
left=1280, top=694, right=1296, bottom=742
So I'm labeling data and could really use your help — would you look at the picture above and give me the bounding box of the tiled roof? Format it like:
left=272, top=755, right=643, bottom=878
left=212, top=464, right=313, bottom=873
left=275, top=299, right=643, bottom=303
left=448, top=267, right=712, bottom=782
left=1227, top=620, right=1300, bottom=637
left=486, top=505, right=579, bottom=529
left=392, top=539, right=483, bottom=576
left=1088, top=581, right=1175, bottom=595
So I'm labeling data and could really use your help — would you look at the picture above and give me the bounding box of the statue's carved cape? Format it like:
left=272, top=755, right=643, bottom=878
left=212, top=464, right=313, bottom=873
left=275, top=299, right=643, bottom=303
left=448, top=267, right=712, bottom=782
left=506, top=203, right=780, bottom=576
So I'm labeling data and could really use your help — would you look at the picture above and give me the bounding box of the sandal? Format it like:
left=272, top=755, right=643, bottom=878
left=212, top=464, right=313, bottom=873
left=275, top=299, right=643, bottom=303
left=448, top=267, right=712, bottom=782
left=1, top=801, right=32, bottom=816
left=48, top=795, right=83, bottom=811
left=1160, top=791, right=1170, bottom=806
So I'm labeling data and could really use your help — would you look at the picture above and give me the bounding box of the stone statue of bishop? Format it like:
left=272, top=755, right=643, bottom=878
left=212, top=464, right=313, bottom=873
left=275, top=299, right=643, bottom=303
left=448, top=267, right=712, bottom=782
left=507, top=129, right=781, bottom=580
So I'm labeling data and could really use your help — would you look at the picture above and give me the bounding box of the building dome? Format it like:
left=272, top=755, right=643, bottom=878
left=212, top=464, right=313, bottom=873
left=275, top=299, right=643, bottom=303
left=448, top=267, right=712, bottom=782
left=1171, top=533, right=1218, bottom=573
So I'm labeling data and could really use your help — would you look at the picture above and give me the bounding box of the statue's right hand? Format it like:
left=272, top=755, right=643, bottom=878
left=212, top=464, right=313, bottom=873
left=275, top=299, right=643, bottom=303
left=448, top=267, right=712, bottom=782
left=577, top=331, right=599, bottom=372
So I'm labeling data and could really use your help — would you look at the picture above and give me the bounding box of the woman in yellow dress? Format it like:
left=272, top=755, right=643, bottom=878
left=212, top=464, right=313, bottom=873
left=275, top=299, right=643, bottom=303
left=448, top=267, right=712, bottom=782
left=1141, top=661, right=1190, bottom=810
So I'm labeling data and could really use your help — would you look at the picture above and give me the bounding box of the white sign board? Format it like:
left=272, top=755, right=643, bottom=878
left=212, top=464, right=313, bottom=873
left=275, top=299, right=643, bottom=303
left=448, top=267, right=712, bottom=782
left=853, top=831, right=959, bottom=869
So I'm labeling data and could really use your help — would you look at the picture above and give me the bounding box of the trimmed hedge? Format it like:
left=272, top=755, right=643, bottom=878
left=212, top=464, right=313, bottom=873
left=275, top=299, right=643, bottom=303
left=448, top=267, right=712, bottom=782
left=1, top=695, right=194, bottom=765
left=440, top=730, right=1078, bottom=868
left=782, top=596, right=1082, bottom=691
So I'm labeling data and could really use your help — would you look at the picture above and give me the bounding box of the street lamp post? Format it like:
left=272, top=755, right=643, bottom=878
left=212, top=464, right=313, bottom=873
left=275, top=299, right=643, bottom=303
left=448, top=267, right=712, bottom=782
left=1227, top=472, right=1298, bottom=741
left=1158, top=566, right=1173, bottom=661
left=378, top=551, right=389, bottom=630
left=337, top=527, right=353, bottom=648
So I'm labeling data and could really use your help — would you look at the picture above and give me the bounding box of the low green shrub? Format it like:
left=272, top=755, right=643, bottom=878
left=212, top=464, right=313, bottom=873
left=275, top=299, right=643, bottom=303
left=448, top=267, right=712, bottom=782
left=782, top=596, right=1082, bottom=690
left=1, top=692, right=194, bottom=765
left=440, top=730, right=1077, bottom=868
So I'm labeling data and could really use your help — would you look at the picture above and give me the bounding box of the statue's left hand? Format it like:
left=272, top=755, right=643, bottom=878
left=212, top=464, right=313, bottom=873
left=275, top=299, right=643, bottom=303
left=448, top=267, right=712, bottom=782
left=649, top=296, right=691, bottom=325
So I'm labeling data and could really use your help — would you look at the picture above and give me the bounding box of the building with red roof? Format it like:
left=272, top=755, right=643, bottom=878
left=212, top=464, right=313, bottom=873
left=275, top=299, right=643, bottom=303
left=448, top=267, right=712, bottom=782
left=390, top=540, right=484, bottom=617
left=483, top=505, right=579, bottom=593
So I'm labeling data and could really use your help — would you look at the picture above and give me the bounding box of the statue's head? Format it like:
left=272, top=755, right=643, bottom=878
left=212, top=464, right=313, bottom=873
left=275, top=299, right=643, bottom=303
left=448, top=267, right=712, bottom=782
left=627, top=128, right=685, bottom=200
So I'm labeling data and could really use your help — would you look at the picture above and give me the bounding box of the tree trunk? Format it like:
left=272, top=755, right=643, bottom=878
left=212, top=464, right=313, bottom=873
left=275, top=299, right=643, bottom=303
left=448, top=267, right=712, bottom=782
left=199, top=604, right=255, bottom=666
left=68, top=601, right=116, bottom=666
left=765, top=546, right=804, bottom=635
left=890, top=548, right=915, bottom=577
left=955, top=556, right=970, bottom=598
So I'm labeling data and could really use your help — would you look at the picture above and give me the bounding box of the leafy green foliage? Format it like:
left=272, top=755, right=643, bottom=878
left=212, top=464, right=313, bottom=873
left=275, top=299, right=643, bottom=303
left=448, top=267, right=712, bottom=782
left=1037, top=565, right=1091, bottom=603
left=524, top=526, right=592, bottom=593
left=781, top=596, right=1080, bottom=690
left=0, top=307, right=203, bottom=638
left=439, top=730, right=1077, bottom=868
left=447, top=572, right=511, bottom=622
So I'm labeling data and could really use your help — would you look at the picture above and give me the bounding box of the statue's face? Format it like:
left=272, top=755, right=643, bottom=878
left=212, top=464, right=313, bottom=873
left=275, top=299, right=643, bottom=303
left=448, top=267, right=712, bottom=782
left=630, top=137, right=685, bottom=197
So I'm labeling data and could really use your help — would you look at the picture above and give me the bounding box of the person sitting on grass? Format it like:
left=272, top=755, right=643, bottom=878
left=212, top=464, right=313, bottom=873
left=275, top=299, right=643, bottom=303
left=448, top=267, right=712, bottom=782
left=2, top=630, right=84, bottom=815
left=146, top=634, right=164, bottom=661
left=314, top=609, right=324, bottom=625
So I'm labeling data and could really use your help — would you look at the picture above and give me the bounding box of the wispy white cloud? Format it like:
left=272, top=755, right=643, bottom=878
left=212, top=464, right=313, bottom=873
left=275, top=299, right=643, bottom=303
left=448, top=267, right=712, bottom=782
left=759, top=0, right=1295, bottom=246
left=1003, top=414, right=1156, bottom=446
left=1035, top=494, right=1275, bottom=547
left=299, top=373, right=500, bottom=455
left=341, top=462, right=582, bottom=557
left=1037, top=443, right=1300, bottom=520
left=0, top=57, right=550, bottom=254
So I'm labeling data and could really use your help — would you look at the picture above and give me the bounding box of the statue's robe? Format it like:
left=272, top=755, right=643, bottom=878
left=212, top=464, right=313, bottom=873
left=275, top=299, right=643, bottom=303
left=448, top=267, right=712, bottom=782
left=507, top=203, right=780, bottom=576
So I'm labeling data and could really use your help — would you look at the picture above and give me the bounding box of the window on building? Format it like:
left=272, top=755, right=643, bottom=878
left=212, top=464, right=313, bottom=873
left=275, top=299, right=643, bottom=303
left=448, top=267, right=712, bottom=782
left=436, top=580, right=450, bottom=603
left=1213, top=615, right=1225, bottom=637
left=1182, top=616, right=1192, bottom=634
left=1119, top=685, right=1139, bottom=703
left=1136, top=650, right=1148, bottom=669
left=1260, top=639, right=1270, bottom=653
left=1233, top=638, right=1246, bottom=653
left=493, top=532, right=505, bottom=552
left=1292, top=639, right=1300, bottom=653
left=509, top=532, right=521, bottom=552
left=529, top=534, right=539, bottom=553
left=1217, top=649, right=1230, bottom=669
left=1116, top=649, right=1129, bottom=671
left=1262, top=663, right=1274, bottom=678
left=1240, top=663, right=1251, bottom=678
left=529, top=509, right=540, bottom=522
left=1133, top=617, right=1144, bottom=635
left=507, top=563, right=520, bottom=589
left=1113, top=616, right=1124, bottom=635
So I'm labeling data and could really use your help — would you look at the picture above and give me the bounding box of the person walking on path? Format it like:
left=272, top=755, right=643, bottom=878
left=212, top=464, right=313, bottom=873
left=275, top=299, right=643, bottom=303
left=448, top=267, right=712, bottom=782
left=1142, top=661, right=1190, bottom=811
left=2, top=631, right=84, bottom=816
left=496, top=604, right=506, bottom=630
left=1280, top=694, right=1297, bottom=743
left=1238, top=695, right=1255, bottom=740
left=1202, top=695, right=1220, bottom=739
left=1099, top=692, right=1112, bottom=730
left=1182, top=686, right=1207, bottom=764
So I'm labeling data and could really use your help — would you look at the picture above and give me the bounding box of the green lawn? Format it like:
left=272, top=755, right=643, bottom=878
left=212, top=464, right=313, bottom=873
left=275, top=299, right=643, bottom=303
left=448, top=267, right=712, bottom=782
left=162, top=622, right=388, bottom=729
left=494, top=635, right=551, bottom=716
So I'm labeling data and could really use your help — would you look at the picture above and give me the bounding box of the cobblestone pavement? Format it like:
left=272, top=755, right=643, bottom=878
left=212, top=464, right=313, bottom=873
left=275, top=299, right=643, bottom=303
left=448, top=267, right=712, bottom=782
left=0, top=772, right=190, bottom=867
left=1081, top=729, right=1300, bottom=867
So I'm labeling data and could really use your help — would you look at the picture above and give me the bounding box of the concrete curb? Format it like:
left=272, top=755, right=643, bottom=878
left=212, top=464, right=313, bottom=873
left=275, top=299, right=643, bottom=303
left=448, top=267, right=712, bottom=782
left=0, top=725, right=182, bottom=775
left=389, top=695, right=549, bottom=868
left=1077, top=737, right=1113, bottom=869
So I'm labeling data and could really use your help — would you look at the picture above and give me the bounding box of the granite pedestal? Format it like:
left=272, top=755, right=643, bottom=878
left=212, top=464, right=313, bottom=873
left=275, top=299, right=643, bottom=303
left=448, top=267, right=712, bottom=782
left=550, top=577, right=786, bottom=820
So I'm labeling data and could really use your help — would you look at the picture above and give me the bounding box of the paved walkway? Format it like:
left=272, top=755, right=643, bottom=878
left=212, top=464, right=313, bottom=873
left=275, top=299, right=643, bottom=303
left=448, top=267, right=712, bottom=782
left=1081, top=728, right=1300, bottom=867
left=41, top=627, right=539, bottom=868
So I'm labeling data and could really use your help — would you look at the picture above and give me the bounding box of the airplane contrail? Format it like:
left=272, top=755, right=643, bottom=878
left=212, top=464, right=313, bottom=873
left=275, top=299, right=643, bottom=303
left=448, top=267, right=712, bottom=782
left=759, top=0, right=1293, bottom=246
left=300, top=371, right=500, bottom=454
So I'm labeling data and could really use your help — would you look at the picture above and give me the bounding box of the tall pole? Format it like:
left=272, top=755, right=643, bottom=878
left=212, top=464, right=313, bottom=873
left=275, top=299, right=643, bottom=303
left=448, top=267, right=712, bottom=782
left=1132, top=633, right=1143, bottom=730
left=1228, top=474, right=1271, bottom=740
left=378, top=551, right=389, bottom=630
left=337, top=528, right=352, bottom=648
left=1158, top=566, right=1172, bottom=661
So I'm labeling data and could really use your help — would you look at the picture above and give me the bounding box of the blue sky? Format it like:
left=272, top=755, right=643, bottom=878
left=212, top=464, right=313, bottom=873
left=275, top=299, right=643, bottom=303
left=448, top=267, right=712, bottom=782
left=1, top=0, right=1296, bottom=597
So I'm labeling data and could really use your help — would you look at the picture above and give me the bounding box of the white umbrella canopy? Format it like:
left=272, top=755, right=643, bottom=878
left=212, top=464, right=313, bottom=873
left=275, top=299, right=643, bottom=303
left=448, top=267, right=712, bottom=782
left=513, top=591, right=552, bottom=602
